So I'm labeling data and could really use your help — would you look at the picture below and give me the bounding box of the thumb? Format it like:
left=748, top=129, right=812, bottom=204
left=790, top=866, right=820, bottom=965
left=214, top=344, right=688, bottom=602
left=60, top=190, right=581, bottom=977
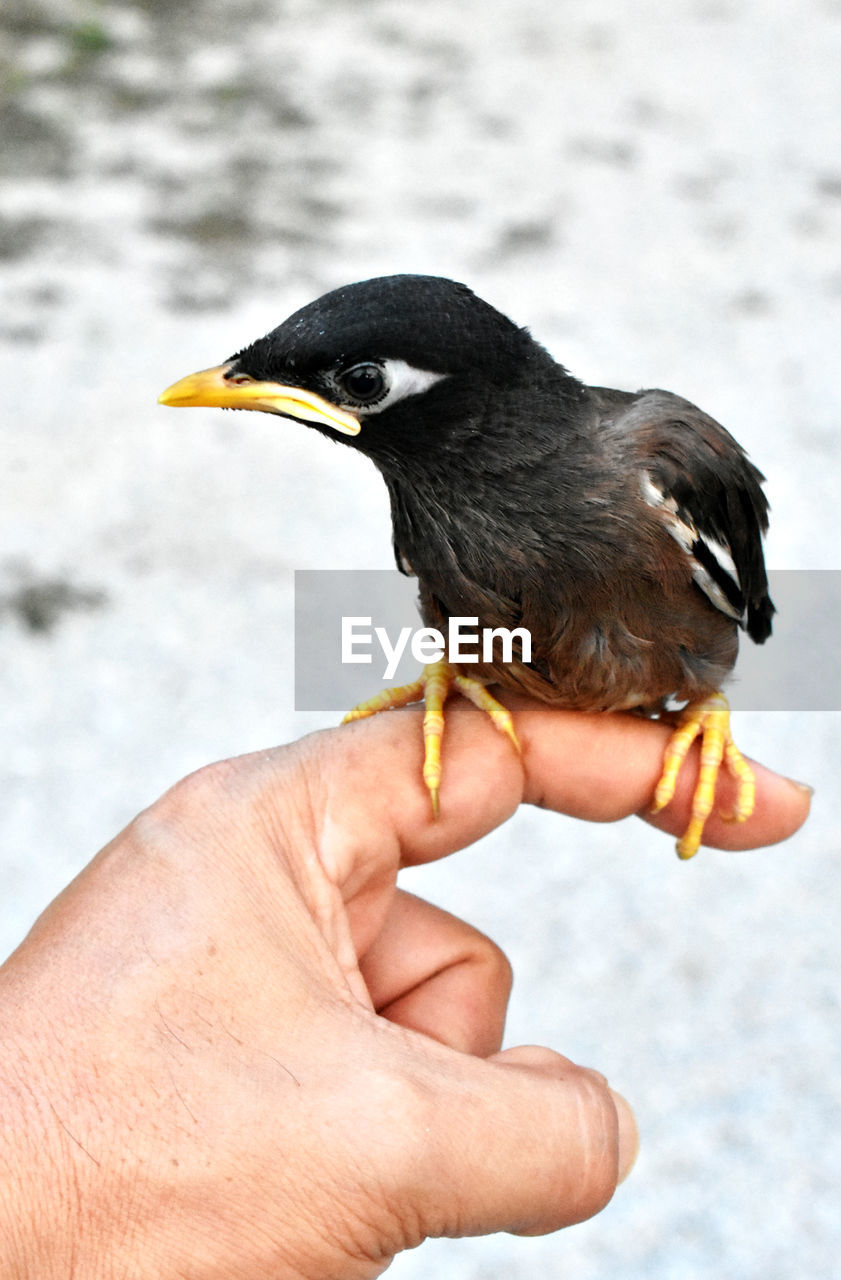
left=408, top=1045, right=638, bottom=1240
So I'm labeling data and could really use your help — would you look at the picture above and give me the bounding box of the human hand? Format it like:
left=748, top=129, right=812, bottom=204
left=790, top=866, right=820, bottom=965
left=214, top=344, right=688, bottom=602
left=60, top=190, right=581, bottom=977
left=0, top=703, right=809, bottom=1279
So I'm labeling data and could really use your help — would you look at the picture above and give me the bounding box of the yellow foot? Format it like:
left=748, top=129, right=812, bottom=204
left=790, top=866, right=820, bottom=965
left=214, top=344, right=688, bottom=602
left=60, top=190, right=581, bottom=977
left=342, top=660, right=520, bottom=818
left=652, top=692, right=755, bottom=860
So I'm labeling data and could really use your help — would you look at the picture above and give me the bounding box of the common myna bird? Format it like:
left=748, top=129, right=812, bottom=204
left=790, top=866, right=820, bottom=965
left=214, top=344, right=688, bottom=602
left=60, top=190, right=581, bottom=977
left=159, top=274, right=774, bottom=858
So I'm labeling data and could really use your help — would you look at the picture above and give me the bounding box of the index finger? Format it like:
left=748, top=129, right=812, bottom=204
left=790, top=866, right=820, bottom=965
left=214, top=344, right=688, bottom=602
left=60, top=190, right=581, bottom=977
left=323, top=699, right=810, bottom=868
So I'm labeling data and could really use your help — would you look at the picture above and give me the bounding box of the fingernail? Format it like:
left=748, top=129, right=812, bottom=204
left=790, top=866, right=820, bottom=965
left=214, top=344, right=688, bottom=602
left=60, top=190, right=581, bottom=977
left=609, top=1089, right=639, bottom=1184
left=785, top=778, right=814, bottom=799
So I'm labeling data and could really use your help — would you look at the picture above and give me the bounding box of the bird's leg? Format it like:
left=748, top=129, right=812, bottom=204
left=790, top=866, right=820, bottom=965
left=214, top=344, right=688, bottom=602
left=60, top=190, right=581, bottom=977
left=342, top=659, right=519, bottom=818
left=652, top=692, right=755, bottom=860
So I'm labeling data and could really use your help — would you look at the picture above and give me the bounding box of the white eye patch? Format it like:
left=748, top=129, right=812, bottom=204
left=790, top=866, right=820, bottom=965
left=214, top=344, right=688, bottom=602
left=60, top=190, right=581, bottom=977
left=349, top=359, right=448, bottom=415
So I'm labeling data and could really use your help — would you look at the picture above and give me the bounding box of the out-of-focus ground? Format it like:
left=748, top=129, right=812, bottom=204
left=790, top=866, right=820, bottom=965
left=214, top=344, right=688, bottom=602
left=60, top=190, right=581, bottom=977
left=2, top=2, right=839, bottom=1276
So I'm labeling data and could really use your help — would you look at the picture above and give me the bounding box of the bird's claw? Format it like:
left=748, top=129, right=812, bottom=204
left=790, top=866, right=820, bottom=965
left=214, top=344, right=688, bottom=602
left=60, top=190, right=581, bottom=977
left=343, top=660, right=520, bottom=819
left=653, top=692, right=755, bottom=859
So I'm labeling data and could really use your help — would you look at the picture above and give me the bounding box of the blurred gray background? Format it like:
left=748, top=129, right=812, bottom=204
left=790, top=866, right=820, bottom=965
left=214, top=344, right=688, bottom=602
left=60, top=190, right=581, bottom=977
left=2, top=1, right=839, bottom=1276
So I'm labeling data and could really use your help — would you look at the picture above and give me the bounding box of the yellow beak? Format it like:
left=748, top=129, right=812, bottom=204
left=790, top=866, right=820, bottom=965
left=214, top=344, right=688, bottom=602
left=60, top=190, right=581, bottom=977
left=157, top=363, right=361, bottom=436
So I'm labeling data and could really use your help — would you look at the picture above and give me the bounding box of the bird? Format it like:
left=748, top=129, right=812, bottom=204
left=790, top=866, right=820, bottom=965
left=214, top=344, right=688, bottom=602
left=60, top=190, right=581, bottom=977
left=158, top=274, right=774, bottom=859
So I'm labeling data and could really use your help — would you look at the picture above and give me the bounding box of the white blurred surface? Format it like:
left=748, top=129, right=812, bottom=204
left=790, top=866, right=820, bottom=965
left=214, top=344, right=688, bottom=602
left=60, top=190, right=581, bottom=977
left=1, top=2, right=839, bottom=1276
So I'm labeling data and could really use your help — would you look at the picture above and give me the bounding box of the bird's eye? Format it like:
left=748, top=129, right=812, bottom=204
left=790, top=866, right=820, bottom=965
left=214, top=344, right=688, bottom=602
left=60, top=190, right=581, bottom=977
left=338, top=362, right=387, bottom=404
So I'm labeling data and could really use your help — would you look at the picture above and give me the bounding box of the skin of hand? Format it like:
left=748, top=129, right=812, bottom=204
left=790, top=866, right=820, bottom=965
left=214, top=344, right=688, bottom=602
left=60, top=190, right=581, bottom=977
left=0, top=702, right=810, bottom=1280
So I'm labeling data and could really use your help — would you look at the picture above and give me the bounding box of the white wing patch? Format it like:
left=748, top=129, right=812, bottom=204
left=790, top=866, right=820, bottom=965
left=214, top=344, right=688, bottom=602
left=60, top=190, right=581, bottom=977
left=640, top=472, right=745, bottom=623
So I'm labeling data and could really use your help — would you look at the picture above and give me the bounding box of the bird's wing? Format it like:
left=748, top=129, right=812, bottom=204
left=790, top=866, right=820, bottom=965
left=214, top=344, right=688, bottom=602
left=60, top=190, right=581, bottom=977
left=620, top=390, right=774, bottom=643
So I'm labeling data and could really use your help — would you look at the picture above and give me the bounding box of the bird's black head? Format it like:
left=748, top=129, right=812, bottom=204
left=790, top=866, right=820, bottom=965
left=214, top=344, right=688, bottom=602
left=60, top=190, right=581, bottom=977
left=233, top=275, right=535, bottom=383
left=158, top=274, right=563, bottom=466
